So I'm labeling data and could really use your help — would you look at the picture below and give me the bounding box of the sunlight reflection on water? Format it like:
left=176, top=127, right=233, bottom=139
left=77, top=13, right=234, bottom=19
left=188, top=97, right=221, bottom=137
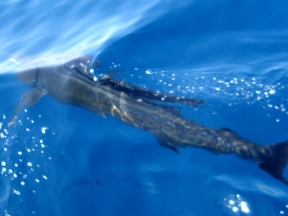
left=0, top=0, right=191, bottom=73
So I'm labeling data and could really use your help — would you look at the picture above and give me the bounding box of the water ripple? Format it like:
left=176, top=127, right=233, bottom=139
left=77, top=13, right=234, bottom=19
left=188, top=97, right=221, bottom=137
left=0, top=0, right=191, bottom=73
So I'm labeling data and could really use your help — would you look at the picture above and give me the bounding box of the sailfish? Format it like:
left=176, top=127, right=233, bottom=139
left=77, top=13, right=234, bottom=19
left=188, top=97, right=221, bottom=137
left=8, top=56, right=288, bottom=185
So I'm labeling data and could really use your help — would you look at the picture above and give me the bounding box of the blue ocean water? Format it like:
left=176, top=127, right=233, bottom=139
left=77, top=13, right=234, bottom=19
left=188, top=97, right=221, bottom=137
left=1, top=0, right=288, bottom=215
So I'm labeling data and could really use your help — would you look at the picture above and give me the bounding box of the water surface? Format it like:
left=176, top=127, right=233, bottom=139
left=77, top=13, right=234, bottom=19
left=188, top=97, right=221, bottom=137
left=1, top=0, right=288, bottom=215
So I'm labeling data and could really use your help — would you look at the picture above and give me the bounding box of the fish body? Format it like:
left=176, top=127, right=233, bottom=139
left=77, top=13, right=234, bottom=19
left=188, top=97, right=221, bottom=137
left=10, top=56, right=288, bottom=185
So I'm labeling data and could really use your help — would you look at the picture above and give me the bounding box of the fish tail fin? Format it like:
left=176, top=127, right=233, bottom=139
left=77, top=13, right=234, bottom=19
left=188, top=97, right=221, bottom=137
left=258, top=141, right=288, bottom=185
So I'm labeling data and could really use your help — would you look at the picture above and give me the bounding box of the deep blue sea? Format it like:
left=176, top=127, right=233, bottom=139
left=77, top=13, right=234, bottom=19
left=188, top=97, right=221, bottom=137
left=1, top=0, right=288, bottom=215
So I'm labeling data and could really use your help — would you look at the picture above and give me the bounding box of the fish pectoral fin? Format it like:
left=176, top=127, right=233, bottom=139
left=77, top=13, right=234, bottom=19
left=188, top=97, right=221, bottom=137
left=217, top=128, right=238, bottom=138
left=8, top=87, right=47, bottom=127
left=160, top=142, right=180, bottom=154
left=24, top=87, right=47, bottom=106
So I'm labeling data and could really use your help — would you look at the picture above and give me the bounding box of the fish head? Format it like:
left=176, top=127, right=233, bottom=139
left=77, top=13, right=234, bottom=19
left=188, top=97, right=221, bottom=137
left=64, top=56, right=93, bottom=75
left=17, top=68, right=38, bottom=86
